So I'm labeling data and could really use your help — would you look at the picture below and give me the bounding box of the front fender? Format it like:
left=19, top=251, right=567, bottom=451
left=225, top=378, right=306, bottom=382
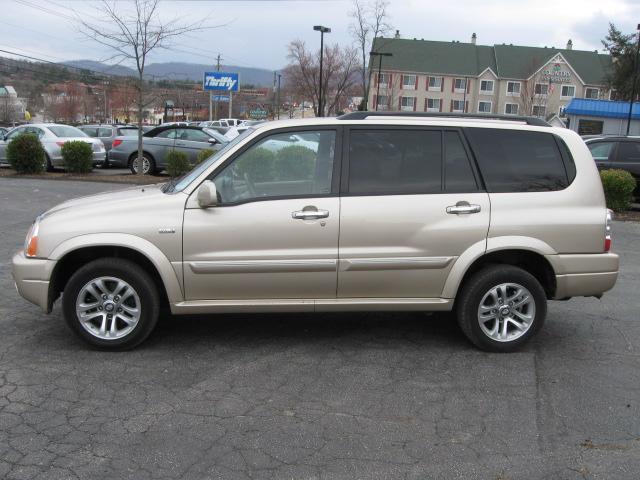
left=48, top=233, right=184, bottom=304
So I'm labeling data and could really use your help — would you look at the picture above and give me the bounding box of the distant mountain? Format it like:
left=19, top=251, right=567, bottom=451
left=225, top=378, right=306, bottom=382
left=63, top=60, right=274, bottom=87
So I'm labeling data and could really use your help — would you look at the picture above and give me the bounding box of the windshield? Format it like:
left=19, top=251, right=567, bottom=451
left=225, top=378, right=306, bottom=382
left=167, top=128, right=254, bottom=193
left=203, top=128, right=229, bottom=143
left=48, top=125, right=88, bottom=138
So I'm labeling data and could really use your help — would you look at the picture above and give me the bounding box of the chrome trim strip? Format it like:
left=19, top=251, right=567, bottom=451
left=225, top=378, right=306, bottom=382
left=339, top=256, right=454, bottom=271
left=189, top=259, right=338, bottom=274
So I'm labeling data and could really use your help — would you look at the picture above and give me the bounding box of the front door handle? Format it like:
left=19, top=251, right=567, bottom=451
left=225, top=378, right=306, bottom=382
left=446, top=202, right=481, bottom=214
left=292, top=207, right=329, bottom=220
left=175, top=142, right=186, bottom=146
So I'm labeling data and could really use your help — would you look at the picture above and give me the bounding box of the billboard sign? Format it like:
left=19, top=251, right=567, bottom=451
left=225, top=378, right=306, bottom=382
left=203, top=72, right=239, bottom=92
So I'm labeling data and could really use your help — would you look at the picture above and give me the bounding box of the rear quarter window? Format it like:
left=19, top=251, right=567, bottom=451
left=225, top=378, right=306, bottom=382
left=464, top=128, right=572, bottom=192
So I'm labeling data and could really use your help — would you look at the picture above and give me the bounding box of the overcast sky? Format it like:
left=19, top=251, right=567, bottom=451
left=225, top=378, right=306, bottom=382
left=1, top=0, right=639, bottom=72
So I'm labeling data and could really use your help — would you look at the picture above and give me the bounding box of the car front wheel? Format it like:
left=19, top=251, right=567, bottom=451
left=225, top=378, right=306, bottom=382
left=62, top=258, right=160, bottom=349
left=456, top=265, right=547, bottom=352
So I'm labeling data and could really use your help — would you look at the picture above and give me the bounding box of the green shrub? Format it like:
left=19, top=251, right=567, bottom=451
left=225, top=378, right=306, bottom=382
left=166, top=150, right=191, bottom=177
left=196, top=148, right=215, bottom=164
left=7, top=133, right=45, bottom=174
left=600, top=169, right=637, bottom=212
left=236, top=147, right=276, bottom=182
left=61, top=141, right=93, bottom=174
left=272, top=145, right=316, bottom=180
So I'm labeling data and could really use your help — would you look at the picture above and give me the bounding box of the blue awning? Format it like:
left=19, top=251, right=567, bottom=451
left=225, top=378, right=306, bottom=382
left=565, top=98, right=640, bottom=120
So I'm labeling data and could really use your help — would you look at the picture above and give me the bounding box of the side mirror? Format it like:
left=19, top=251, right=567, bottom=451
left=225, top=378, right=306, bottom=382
left=197, top=180, right=218, bottom=208
left=208, top=138, right=217, bottom=144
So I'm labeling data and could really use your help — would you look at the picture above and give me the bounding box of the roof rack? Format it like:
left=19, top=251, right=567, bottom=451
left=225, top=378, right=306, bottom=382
left=337, top=111, right=551, bottom=127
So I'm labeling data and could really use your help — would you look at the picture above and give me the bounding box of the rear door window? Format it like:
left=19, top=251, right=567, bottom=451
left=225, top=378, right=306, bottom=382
left=348, top=129, right=442, bottom=194
left=616, top=142, right=640, bottom=163
left=98, top=127, right=113, bottom=137
left=464, top=128, right=570, bottom=192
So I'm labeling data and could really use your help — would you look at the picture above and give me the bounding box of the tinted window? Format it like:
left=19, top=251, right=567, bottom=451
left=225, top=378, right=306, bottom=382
left=98, top=127, right=113, bottom=137
left=617, top=142, right=640, bottom=163
left=155, top=129, right=177, bottom=139
left=118, top=128, right=138, bottom=137
left=444, top=131, right=477, bottom=192
left=465, top=128, right=569, bottom=192
left=588, top=141, right=614, bottom=161
left=348, top=130, right=442, bottom=194
left=81, top=127, right=99, bottom=137
left=213, top=130, right=335, bottom=204
left=176, top=128, right=210, bottom=142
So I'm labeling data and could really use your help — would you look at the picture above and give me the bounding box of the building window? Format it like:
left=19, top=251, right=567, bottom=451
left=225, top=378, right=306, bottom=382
left=402, top=74, right=417, bottom=90
left=400, top=96, right=416, bottom=111
left=452, top=100, right=465, bottom=112
left=377, top=73, right=389, bottom=87
left=585, top=87, right=599, bottom=99
left=506, top=81, right=521, bottom=96
left=532, top=105, right=546, bottom=117
left=558, top=105, right=567, bottom=117
left=426, top=98, right=441, bottom=112
left=578, top=120, right=604, bottom=136
left=505, top=103, right=519, bottom=115
left=376, top=95, right=389, bottom=110
left=534, top=83, right=549, bottom=95
left=454, top=78, right=467, bottom=92
left=479, top=80, right=494, bottom=94
left=478, top=101, right=492, bottom=113
left=560, top=85, right=575, bottom=98
left=428, top=76, right=443, bottom=91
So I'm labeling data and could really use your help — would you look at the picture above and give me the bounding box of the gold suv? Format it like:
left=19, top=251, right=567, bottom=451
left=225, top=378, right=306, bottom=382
left=12, top=113, right=619, bottom=351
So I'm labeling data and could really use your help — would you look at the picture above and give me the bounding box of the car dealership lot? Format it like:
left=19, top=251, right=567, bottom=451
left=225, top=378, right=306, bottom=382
left=1, top=178, right=639, bottom=480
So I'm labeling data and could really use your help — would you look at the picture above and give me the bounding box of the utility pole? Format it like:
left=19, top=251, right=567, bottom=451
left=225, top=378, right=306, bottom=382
left=212, top=53, right=222, bottom=121
left=313, top=25, right=331, bottom=117
left=276, top=73, right=281, bottom=119
left=626, top=23, right=640, bottom=136
left=370, top=51, right=393, bottom=111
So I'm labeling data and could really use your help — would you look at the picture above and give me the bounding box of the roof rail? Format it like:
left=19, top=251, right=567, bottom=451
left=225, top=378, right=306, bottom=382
left=337, top=111, right=551, bottom=127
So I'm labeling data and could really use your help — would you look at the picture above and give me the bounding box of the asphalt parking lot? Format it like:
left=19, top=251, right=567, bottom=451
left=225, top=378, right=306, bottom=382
left=1, top=177, right=639, bottom=480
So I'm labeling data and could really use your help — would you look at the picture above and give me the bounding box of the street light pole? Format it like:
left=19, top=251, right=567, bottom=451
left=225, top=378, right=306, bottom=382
left=626, top=23, right=640, bottom=136
left=276, top=73, right=281, bottom=120
left=313, top=25, right=331, bottom=117
left=370, top=51, right=393, bottom=111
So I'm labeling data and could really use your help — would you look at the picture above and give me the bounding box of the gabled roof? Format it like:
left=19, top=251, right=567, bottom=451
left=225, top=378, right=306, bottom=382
left=371, top=38, right=612, bottom=85
left=565, top=99, right=640, bottom=120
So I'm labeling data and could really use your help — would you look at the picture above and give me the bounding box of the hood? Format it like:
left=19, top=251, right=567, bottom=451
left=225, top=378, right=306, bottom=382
left=43, top=183, right=166, bottom=218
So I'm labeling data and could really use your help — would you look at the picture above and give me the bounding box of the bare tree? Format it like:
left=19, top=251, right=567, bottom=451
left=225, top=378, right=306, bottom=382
left=80, top=0, right=210, bottom=175
left=349, top=0, right=392, bottom=110
left=284, top=40, right=358, bottom=116
left=519, top=60, right=551, bottom=119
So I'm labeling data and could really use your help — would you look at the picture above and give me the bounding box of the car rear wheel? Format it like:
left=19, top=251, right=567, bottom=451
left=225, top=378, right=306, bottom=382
left=62, top=258, right=160, bottom=350
left=455, top=265, right=547, bottom=352
left=129, top=153, right=156, bottom=175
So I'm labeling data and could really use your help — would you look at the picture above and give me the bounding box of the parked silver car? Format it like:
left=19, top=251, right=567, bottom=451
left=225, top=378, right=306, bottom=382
left=12, top=112, right=619, bottom=351
left=107, top=125, right=228, bottom=174
left=78, top=124, right=151, bottom=151
left=0, top=123, right=106, bottom=170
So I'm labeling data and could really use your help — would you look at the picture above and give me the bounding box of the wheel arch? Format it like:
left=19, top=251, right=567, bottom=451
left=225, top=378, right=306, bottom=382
left=442, top=237, right=558, bottom=300
left=47, top=234, right=183, bottom=312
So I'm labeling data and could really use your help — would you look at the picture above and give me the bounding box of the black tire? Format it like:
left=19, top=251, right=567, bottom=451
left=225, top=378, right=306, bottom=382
left=455, top=265, right=547, bottom=352
left=45, top=154, right=54, bottom=172
left=129, top=153, right=156, bottom=175
left=62, top=258, right=160, bottom=350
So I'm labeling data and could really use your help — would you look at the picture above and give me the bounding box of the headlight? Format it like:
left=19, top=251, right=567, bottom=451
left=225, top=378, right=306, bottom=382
left=24, top=217, right=41, bottom=258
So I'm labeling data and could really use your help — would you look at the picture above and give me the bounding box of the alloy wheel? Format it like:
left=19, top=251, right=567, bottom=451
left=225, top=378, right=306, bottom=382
left=477, top=282, right=535, bottom=342
left=75, top=276, right=141, bottom=340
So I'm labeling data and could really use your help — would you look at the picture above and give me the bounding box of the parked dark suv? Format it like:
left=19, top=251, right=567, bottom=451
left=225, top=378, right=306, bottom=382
left=586, top=136, right=640, bottom=194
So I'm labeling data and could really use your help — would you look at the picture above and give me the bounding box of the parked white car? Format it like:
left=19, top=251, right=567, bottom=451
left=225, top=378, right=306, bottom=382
left=0, top=123, right=106, bottom=170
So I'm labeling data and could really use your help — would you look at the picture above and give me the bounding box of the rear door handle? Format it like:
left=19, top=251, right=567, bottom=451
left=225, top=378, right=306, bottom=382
left=446, top=202, right=481, bottom=214
left=292, top=208, right=329, bottom=220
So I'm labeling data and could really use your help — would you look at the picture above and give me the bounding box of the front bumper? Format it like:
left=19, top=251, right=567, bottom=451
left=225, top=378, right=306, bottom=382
left=546, top=253, right=619, bottom=299
left=12, top=251, right=55, bottom=312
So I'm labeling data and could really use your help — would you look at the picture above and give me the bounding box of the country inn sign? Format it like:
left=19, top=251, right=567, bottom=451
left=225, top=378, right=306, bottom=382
left=368, top=34, right=612, bottom=119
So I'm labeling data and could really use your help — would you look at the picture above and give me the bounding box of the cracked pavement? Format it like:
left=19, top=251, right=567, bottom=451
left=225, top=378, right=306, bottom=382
left=0, top=177, right=639, bottom=479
